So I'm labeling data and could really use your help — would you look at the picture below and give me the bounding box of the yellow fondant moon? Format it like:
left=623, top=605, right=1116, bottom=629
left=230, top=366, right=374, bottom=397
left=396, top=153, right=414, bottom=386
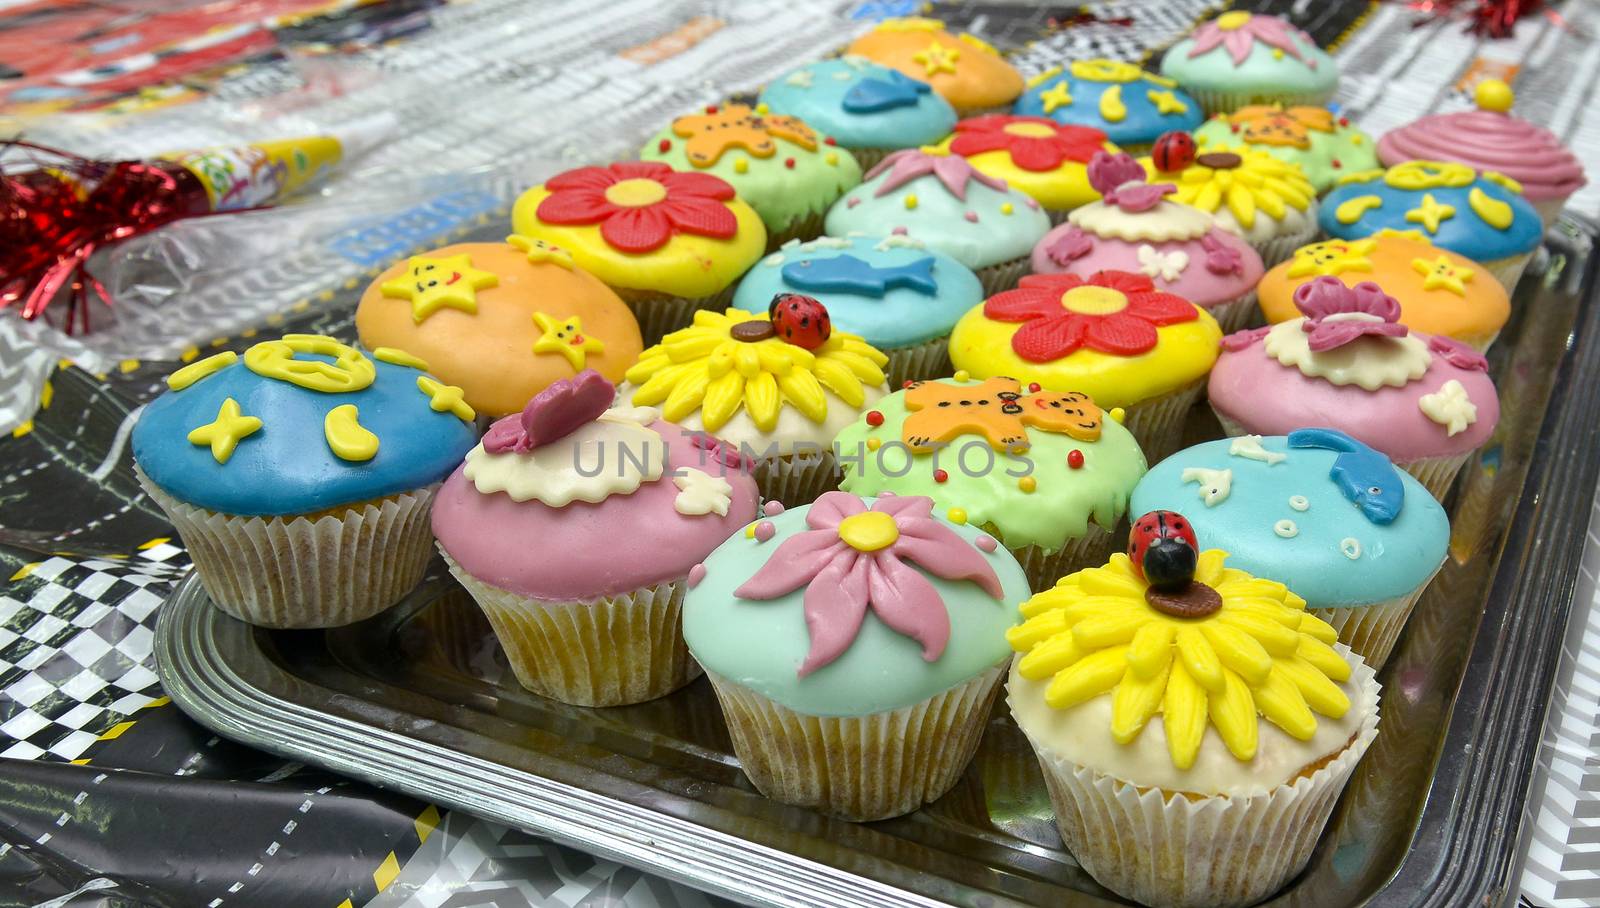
left=1467, top=187, right=1513, bottom=229
left=1334, top=195, right=1382, bottom=225
left=1098, top=84, right=1127, bottom=123
left=323, top=404, right=379, bottom=462
left=166, top=351, right=237, bottom=391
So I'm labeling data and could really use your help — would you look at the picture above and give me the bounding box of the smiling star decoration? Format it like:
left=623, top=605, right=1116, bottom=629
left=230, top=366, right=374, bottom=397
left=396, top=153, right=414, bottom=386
left=532, top=312, right=605, bottom=371
left=381, top=255, right=499, bottom=324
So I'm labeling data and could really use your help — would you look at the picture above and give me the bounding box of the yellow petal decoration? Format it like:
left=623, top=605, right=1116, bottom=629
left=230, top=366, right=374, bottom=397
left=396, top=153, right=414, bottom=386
left=323, top=404, right=378, bottom=462
left=1467, top=187, right=1514, bottom=230
left=1006, top=551, right=1352, bottom=769
left=1098, top=84, right=1126, bottom=123
left=187, top=397, right=262, bottom=464
left=1146, top=145, right=1314, bottom=230
left=166, top=352, right=237, bottom=391
left=624, top=309, right=888, bottom=434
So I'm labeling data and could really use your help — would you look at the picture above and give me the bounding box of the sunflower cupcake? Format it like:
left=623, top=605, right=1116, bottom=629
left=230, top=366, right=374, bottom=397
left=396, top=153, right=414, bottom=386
left=1193, top=105, right=1378, bottom=194
left=1007, top=516, right=1380, bottom=908
left=845, top=17, right=1024, bottom=115
left=622, top=305, right=889, bottom=505
left=1142, top=143, right=1318, bottom=267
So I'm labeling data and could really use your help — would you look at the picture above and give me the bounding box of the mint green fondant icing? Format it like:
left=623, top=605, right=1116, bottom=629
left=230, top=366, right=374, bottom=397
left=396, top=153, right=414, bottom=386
left=1161, top=33, right=1336, bottom=102
left=823, top=167, right=1049, bottom=270
left=1194, top=114, right=1377, bottom=193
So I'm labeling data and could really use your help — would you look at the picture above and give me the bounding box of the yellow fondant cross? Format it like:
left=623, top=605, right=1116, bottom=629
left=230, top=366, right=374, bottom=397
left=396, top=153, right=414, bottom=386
left=531, top=312, right=606, bottom=371
left=1038, top=81, right=1073, bottom=113
left=912, top=41, right=959, bottom=76
left=187, top=397, right=262, bottom=464
left=1411, top=255, right=1473, bottom=296
left=1405, top=193, right=1456, bottom=234
left=1146, top=89, right=1189, bottom=115
left=416, top=376, right=475, bottom=423
left=380, top=254, right=498, bottom=324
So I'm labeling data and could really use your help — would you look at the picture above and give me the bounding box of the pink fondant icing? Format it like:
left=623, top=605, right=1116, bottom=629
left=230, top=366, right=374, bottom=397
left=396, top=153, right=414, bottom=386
left=1376, top=110, right=1585, bottom=203
left=433, top=421, right=759, bottom=601
left=1208, top=329, right=1499, bottom=462
left=1031, top=223, right=1263, bottom=308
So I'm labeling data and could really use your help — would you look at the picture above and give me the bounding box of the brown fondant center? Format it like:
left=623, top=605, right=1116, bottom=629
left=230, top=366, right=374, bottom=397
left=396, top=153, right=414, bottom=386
left=1196, top=151, right=1242, bottom=170
left=730, top=320, right=776, bottom=342
left=1145, top=581, right=1222, bottom=619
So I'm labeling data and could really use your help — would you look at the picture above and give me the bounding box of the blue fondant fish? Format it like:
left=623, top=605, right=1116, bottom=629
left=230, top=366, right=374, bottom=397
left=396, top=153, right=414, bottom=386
left=842, top=70, right=931, bottom=113
left=1288, top=427, right=1405, bottom=525
left=781, top=254, right=938, bottom=298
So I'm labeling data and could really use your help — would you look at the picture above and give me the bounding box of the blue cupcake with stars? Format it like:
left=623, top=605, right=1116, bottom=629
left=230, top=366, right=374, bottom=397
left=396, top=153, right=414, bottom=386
left=732, top=234, right=980, bottom=385
left=759, top=56, right=958, bottom=167
left=1130, top=430, right=1448, bottom=667
left=1319, top=160, right=1542, bottom=291
left=1013, top=59, right=1203, bottom=152
left=132, top=334, right=479, bottom=629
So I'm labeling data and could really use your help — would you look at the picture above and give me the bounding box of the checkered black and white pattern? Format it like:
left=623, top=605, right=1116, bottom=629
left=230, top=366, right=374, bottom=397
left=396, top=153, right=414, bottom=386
left=1008, top=0, right=1223, bottom=76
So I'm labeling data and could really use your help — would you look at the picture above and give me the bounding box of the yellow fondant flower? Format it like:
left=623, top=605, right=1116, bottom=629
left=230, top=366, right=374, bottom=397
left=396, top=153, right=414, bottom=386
left=1007, top=550, right=1350, bottom=770
left=1146, top=145, right=1314, bottom=230
left=625, top=309, right=888, bottom=433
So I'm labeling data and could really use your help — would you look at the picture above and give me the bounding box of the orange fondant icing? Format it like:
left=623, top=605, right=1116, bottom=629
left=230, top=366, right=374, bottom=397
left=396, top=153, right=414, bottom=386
left=901, top=377, right=1102, bottom=453
left=845, top=21, right=1023, bottom=112
left=671, top=105, right=817, bottom=168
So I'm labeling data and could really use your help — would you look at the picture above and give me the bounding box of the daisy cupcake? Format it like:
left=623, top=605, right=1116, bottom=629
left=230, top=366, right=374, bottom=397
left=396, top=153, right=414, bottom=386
left=1142, top=143, right=1319, bottom=267
left=845, top=17, right=1024, bottom=115
left=1159, top=11, right=1338, bottom=114
left=934, top=114, right=1119, bottom=220
left=1014, top=59, right=1203, bottom=153
left=1210, top=277, right=1500, bottom=500
left=639, top=104, right=862, bottom=247
left=511, top=161, right=766, bottom=344
left=758, top=56, right=958, bottom=168
left=622, top=305, right=889, bottom=506
left=1194, top=105, right=1378, bottom=193
left=1033, top=151, right=1264, bottom=332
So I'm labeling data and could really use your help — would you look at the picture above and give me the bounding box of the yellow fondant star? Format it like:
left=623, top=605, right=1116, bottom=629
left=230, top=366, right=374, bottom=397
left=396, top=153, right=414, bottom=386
left=380, top=254, right=499, bottom=324
left=1146, top=89, right=1189, bottom=115
left=1285, top=238, right=1376, bottom=279
left=187, top=397, right=262, bottom=464
left=912, top=41, right=959, bottom=76
left=1411, top=255, right=1473, bottom=296
left=507, top=234, right=573, bottom=270
left=1038, top=81, right=1073, bottom=113
left=1404, top=193, right=1456, bottom=234
left=416, top=376, right=475, bottom=423
left=532, top=312, right=605, bottom=371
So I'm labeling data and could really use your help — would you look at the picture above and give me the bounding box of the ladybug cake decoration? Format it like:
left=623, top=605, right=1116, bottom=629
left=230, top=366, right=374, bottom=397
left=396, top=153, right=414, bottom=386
left=768, top=293, right=833, bottom=349
left=1127, top=509, right=1221, bottom=617
left=1151, top=130, right=1197, bottom=173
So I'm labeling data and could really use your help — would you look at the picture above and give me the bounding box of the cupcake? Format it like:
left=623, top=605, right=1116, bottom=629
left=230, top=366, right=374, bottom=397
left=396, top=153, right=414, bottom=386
left=1131, top=434, right=1449, bottom=666
left=131, top=334, right=478, bottom=628
left=1033, top=151, right=1265, bottom=333
left=638, top=104, right=862, bottom=248
left=432, top=370, right=759, bottom=706
left=1142, top=143, right=1319, bottom=267
left=948, top=270, right=1222, bottom=459
left=355, top=239, right=643, bottom=419
left=1013, top=59, right=1204, bottom=153
left=1209, top=277, right=1500, bottom=500
left=1377, top=79, right=1586, bottom=228
left=1319, top=161, right=1542, bottom=290
left=683, top=490, right=1032, bottom=820
left=824, top=149, right=1051, bottom=294
left=510, top=161, right=767, bottom=344
left=1159, top=11, right=1338, bottom=114
left=833, top=375, right=1147, bottom=588
left=934, top=114, right=1118, bottom=221
left=1260, top=230, right=1510, bottom=350
left=621, top=305, right=889, bottom=506
left=758, top=56, right=958, bottom=168
left=845, top=17, right=1024, bottom=115
left=1007, top=518, right=1380, bottom=907
left=1194, top=105, right=1378, bottom=193
left=731, top=234, right=981, bottom=386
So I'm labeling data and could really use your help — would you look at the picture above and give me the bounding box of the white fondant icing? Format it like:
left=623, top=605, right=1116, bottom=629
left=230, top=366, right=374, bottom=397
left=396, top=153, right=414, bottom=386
left=799, top=236, right=854, bottom=251
left=1418, top=379, right=1478, bottom=436
left=875, top=234, right=929, bottom=251
left=786, top=69, right=814, bottom=87
left=1289, top=495, right=1309, bottom=511
left=463, top=419, right=665, bottom=506
left=1262, top=317, right=1433, bottom=390
left=763, top=252, right=786, bottom=267
left=673, top=468, right=733, bottom=516
left=1229, top=435, right=1286, bottom=465
left=1136, top=243, right=1189, bottom=282
left=1341, top=537, right=1363, bottom=560
left=1274, top=519, right=1299, bottom=538
left=1066, top=198, right=1214, bottom=242
left=1180, top=466, right=1232, bottom=507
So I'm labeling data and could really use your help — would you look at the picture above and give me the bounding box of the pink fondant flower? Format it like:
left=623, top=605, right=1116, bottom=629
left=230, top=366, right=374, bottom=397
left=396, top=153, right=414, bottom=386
left=1428, top=334, right=1489, bottom=371
left=1200, top=232, right=1244, bottom=275
left=1293, top=277, right=1407, bottom=352
left=734, top=492, right=1003, bottom=677
left=535, top=161, right=737, bottom=254
left=1044, top=226, right=1095, bottom=265
left=1187, top=13, right=1314, bottom=68
left=864, top=148, right=1009, bottom=200
left=689, top=431, right=753, bottom=470
left=483, top=369, right=614, bottom=454
left=1086, top=151, right=1174, bottom=212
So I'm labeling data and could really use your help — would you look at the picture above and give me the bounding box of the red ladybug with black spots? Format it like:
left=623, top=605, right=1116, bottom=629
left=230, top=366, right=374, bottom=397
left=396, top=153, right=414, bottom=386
left=1128, top=510, right=1199, bottom=590
left=768, top=293, right=832, bottom=349
left=1151, top=131, right=1197, bottom=173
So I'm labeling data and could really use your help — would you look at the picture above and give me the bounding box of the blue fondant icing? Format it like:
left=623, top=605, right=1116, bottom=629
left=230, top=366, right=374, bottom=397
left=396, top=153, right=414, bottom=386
left=1013, top=70, right=1203, bottom=147
left=733, top=236, right=982, bottom=349
left=132, top=347, right=478, bottom=517
left=1288, top=428, right=1403, bottom=525
left=781, top=253, right=937, bottom=298
left=758, top=58, right=957, bottom=151
left=1319, top=172, right=1542, bottom=262
left=1130, top=436, right=1448, bottom=607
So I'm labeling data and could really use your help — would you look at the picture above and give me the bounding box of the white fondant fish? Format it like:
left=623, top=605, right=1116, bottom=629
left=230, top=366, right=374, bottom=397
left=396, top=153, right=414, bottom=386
left=1181, top=466, right=1232, bottom=507
left=1229, top=434, right=1286, bottom=465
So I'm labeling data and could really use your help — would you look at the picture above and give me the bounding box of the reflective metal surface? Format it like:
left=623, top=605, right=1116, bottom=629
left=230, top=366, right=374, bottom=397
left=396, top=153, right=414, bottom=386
left=156, top=224, right=1600, bottom=907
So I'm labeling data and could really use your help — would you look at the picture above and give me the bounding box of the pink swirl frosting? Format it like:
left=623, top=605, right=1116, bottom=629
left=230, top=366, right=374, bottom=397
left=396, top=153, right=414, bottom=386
left=1376, top=110, right=1585, bottom=202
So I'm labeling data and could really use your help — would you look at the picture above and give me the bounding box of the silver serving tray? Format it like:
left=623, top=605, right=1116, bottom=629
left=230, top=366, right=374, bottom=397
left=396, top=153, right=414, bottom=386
left=156, top=222, right=1600, bottom=907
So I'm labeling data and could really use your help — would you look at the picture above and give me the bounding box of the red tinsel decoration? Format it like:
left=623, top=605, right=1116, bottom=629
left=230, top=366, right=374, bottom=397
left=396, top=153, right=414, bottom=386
left=0, top=141, right=212, bottom=334
left=1404, top=0, right=1542, bottom=38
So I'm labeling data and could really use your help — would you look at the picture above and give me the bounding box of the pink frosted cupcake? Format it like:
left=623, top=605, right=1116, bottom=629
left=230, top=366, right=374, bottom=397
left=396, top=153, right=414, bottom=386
left=1209, top=277, right=1499, bottom=500
left=432, top=370, right=760, bottom=706
left=1377, top=79, right=1585, bottom=229
left=1032, top=152, right=1264, bottom=333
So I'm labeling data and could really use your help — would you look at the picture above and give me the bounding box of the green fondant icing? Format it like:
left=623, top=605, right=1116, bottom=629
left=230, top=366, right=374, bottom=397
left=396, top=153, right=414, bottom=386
left=1160, top=36, right=1336, bottom=100
left=1194, top=116, right=1377, bottom=193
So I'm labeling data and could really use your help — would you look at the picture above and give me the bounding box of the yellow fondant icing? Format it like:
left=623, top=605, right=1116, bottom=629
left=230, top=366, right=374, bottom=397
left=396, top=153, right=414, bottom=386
left=187, top=397, right=261, bottom=464
left=506, top=234, right=574, bottom=270
left=1482, top=170, right=1523, bottom=194
left=1475, top=78, right=1514, bottom=113
left=1145, top=146, right=1314, bottom=230
left=372, top=347, right=431, bottom=371
left=913, top=41, right=959, bottom=76
left=1334, top=195, right=1382, bottom=225
left=531, top=312, right=604, bottom=371
left=1098, top=84, right=1127, bottom=123
left=1039, top=81, right=1073, bottom=113
left=1147, top=89, right=1188, bottom=115
left=1384, top=160, right=1474, bottom=191
left=1070, top=59, right=1142, bottom=83
left=1285, top=239, right=1376, bottom=279
left=416, top=376, right=475, bottom=423
left=379, top=254, right=498, bottom=324
left=323, top=404, right=378, bottom=462
left=1405, top=193, right=1456, bottom=234
left=1468, top=187, right=1513, bottom=229
left=244, top=335, right=375, bottom=394
left=166, top=352, right=236, bottom=391
left=1411, top=255, right=1473, bottom=295
left=839, top=511, right=899, bottom=551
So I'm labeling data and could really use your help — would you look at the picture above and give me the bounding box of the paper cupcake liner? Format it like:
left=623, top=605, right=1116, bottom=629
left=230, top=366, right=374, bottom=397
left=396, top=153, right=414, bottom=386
left=847, top=147, right=892, bottom=171
left=441, top=549, right=700, bottom=707
left=1397, top=450, right=1473, bottom=503
left=1532, top=196, right=1571, bottom=233
left=1018, top=649, right=1380, bottom=908
left=884, top=335, right=953, bottom=387
left=136, top=466, right=438, bottom=629
left=1123, top=378, right=1207, bottom=464
left=752, top=447, right=839, bottom=506
left=615, top=283, right=738, bottom=347
left=1000, top=523, right=1118, bottom=591
left=1311, top=572, right=1437, bottom=669
left=766, top=208, right=828, bottom=252
left=976, top=254, right=1033, bottom=296
left=1253, top=218, right=1320, bottom=270
left=704, top=662, right=1005, bottom=821
left=1480, top=252, right=1533, bottom=293
left=1185, top=86, right=1336, bottom=119
left=1204, top=289, right=1260, bottom=335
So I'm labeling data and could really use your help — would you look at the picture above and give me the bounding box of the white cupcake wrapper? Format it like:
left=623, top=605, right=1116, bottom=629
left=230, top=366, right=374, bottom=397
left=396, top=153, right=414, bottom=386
left=1254, top=219, right=1321, bottom=270
left=1203, top=289, right=1260, bottom=335
left=136, top=466, right=438, bottom=629
left=1019, top=648, right=1381, bottom=908
left=616, top=282, right=738, bottom=347
left=704, top=662, right=1005, bottom=821
left=441, top=548, right=699, bottom=707
left=752, top=448, right=839, bottom=507
left=883, top=336, right=953, bottom=388
left=1123, top=378, right=1207, bottom=464
left=1311, top=563, right=1440, bottom=668
left=976, top=254, right=1033, bottom=296
left=1002, top=523, right=1117, bottom=592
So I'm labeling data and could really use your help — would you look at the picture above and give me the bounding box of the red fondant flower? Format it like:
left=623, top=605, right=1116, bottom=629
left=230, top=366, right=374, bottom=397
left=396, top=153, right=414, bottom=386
left=535, top=161, right=738, bottom=254
left=984, top=271, right=1199, bottom=361
left=948, top=115, right=1108, bottom=172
